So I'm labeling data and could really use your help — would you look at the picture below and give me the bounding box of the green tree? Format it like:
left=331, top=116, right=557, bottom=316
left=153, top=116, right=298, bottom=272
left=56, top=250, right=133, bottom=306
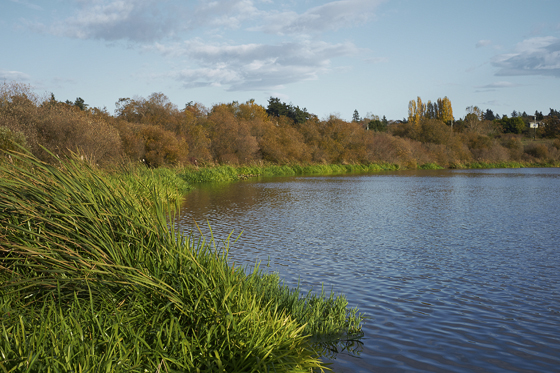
left=367, top=117, right=387, bottom=132
left=74, top=97, right=88, bottom=111
left=352, top=109, right=361, bottom=122
left=484, top=109, right=496, bottom=121
left=540, top=116, right=560, bottom=138
left=535, top=110, right=544, bottom=120
left=266, top=97, right=313, bottom=125
left=498, top=115, right=526, bottom=134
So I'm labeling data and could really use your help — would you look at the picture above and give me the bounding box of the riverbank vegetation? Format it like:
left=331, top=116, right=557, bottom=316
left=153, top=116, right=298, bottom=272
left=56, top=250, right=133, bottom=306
left=0, top=151, right=363, bottom=372
left=1, top=81, right=559, bottom=370
left=2, top=82, right=559, bottom=174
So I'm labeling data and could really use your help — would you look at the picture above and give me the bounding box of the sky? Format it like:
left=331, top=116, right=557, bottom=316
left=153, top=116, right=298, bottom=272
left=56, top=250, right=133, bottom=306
left=2, top=0, right=559, bottom=121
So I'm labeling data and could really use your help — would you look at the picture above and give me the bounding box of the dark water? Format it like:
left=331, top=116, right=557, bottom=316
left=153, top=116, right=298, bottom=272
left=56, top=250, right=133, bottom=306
left=175, top=168, right=560, bottom=372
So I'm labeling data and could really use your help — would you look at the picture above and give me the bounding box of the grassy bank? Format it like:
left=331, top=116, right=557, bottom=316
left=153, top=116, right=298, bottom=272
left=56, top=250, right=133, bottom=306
left=178, top=159, right=558, bottom=186
left=452, top=160, right=560, bottom=169
left=0, top=151, right=363, bottom=372
left=179, top=162, right=405, bottom=184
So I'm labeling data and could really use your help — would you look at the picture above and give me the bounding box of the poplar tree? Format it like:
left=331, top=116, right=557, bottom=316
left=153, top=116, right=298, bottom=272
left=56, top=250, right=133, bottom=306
left=437, top=97, right=453, bottom=124
left=408, top=97, right=425, bottom=125
left=409, top=96, right=453, bottom=125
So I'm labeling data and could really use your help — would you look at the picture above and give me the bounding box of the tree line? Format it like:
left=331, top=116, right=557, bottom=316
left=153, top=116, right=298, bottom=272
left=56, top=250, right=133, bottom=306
left=1, top=82, right=559, bottom=169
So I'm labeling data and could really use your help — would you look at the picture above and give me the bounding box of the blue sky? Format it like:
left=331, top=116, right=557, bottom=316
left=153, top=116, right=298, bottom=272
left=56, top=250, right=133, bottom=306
left=2, top=0, right=559, bottom=121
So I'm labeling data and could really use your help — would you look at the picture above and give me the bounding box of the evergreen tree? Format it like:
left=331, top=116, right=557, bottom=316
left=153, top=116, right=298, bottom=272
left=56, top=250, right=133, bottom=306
left=74, top=97, right=88, bottom=111
left=484, top=109, right=496, bottom=121
left=535, top=110, right=544, bottom=120
left=266, top=97, right=313, bottom=124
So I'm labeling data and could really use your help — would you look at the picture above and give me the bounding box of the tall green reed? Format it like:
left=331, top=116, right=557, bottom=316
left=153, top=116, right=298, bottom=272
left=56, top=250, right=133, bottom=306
left=0, top=150, right=363, bottom=372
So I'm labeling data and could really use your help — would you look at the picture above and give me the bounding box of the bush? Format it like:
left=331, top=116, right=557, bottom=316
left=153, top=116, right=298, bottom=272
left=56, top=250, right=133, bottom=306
left=140, top=125, right=188, bottom=167
left=36, top=103, right=123, bottom=165
left=524, top=143, right=550, bottom=160
left=0, top=126, right=27, bottom=153
left=0, top=82, right=41, bottom=154
left=500, top=135, right=524, bottom=160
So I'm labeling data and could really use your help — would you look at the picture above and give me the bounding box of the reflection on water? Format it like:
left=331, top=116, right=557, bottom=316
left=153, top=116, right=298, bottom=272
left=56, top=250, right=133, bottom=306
left=176, top=168, right=560, bottom=372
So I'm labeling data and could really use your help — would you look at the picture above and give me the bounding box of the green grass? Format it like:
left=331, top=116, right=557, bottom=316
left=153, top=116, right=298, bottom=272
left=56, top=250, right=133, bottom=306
left=465, top=160, right=560, bottom=169
left=108, top=164, right=192, bottom=210
left=418, top=162, right=445, bottom=170
left=0, top=150, right=364, bottom=372
left=178, top=162, right=402, bottom=186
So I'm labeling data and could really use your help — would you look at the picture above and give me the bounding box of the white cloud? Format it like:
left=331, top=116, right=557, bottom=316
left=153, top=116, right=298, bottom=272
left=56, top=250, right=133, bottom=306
left=255, top=0, right=385, bottom=35
left=47, top=0, right=182, bottom=42
left=30, top=0, right=385, bottom=45
left=8, top=0, right=43, bottom=11
left=193, top=0, right=260, bottom=29
left=476, top=39, right=492, bottom=48
left=365, top=57, right=388, bottom=64
left=476, top=81, right=519, bottom=89
left=493, top=36, right=560, bottom=77
left=155, top=39, right=359, bottom=91
left=0, top=69, right=31, bottom=81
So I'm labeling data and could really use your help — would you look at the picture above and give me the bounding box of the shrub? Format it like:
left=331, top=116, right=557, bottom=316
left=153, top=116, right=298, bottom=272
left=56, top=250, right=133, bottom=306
left=500, top=135, right=524, bottom=160
left=524, top=143, right=550, bottom=160
left=35, top=103, right=122, bottom=165
left=0, top=82, right=41, bottom=154
left=0, top=126, right=27, bottom=153
left=140, top=125, right=188, bottom=167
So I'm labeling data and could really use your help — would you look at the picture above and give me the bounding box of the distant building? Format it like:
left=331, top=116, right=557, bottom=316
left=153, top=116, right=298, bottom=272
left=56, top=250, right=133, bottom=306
left=528, top=115, right=541, bottom=128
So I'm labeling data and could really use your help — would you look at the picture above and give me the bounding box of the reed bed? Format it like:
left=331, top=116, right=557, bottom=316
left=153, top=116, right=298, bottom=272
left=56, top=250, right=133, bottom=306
left=108, top=164, right=192, bottom=210
left=0, top=151, right=363, bottom=372
left=178, top=162, right=402, bottom=186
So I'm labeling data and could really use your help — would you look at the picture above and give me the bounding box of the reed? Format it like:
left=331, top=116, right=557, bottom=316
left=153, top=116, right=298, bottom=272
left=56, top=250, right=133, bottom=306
left=179, top=165, right=239, bottom=184
left=178, top=162, right=403, bottom=185
left=108, top=163, right=192, bottom=210
left=0, top=150, right=363, bottom=372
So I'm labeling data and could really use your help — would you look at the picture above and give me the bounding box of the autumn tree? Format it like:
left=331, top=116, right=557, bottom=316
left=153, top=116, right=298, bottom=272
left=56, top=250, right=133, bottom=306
left=139, top=125, right=188, bottom=167
left=408, top=96, right=453, bottom=126
left=408, top=97, right=424, bottom=125
left=115, top=93, right=182, bottom=133
left=259, top=121, right=310, bottom=163
left=207, top=104, right=259, bottom=164
left=436, top=97, right=453, bottom=124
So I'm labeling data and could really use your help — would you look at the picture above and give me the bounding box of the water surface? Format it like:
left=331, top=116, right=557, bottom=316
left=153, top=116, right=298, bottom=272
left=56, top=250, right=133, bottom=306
left=176, top=168, right=560, bottom=372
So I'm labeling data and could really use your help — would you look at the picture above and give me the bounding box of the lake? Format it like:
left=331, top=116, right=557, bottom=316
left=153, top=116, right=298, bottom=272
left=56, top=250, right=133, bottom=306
left=175, top=168, right=560, bottom=372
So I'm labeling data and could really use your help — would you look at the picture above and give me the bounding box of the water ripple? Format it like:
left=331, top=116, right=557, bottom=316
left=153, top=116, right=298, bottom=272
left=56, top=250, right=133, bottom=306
left=177, top=169, right=560, bottom=372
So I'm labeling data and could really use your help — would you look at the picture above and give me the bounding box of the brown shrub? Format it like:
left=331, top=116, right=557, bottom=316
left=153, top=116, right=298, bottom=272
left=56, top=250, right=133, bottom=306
left=207, top=105, right=259, bottom=164
left=140, top=125, right=188, bottom=167
left=113, top=119, right=146, bottom=161
left=184, top=124, right=212, bottom=164
left=0, top=126, right=27, bottom=153
left=0, top=83, right=41, bottom=154
left=500, top=135, right=524, bottom=160
left=524, top=143, right=550, bottom=160
left=416, top=119, right=454, bottom=145
left=259, top=122, right=310, bottom=164
left=35, top=103, right=122, bottom=165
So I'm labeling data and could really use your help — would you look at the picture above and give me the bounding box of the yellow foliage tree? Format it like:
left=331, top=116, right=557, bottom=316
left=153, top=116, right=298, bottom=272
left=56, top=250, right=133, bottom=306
left=408, top=97, right=425, bottom=125
left=437, top=97, right=453, bottom=124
